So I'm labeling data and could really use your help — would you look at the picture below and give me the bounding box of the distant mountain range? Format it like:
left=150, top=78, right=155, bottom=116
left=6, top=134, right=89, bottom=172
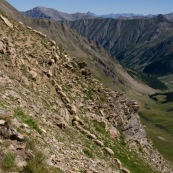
left=23, top=6, right=173, bottom=23
left=22, top=6, right=173, bottom=76
left=94, top=12, right=154, bottom=19
left=23, top=6, right=155, bottom=21
left=22, top=6, right=96, bottom=21
left=66, top=15, right=173, bottom=76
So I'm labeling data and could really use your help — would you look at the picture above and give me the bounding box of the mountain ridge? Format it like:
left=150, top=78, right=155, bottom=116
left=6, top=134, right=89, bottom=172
left=22, top=6, right=154, bottom=21
left=22, top=6, right=173, bottom=76
left=66, top=16, right=173, bottom=76
left=0, top=1, right=156, bottom=95
left=22, top=6, right=173, bottom=22
left=22, top=6, right=97, bottom=21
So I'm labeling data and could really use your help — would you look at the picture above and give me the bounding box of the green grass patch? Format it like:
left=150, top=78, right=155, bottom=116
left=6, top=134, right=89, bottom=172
left=159, top=74, right=173, bottom=90
left=61, top=126, right=105, bottom=160
left=139, top=93, right=173, bottom=164
left=83, top=148, right=94, bottom=158
left=21, top=151, right=49, bottom=173
left=150, top=92, right=173, bottom=103
left=14, top=107, right=42, bottom=134
left=21, top=137, right=62, bottom=173
left=1, top=153, right=17, bottom=171
left=0, top=100, right=5, bottom=108
left=50, top=167, right=65, bottom=173
left=92, top=120, right=106, bottom=134
left=83, top=117, right=158, bottom=173
left=141, top=121, right=173, bottom=166
left=101, top=132, right=158, bottom=173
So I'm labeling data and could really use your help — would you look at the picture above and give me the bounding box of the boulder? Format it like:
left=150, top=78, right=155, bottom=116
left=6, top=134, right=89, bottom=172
left=49, top=39, right=56, bottom=46
left=80, top=68, right=91, bottom=77
left=55, top=84, right=62, bottom=91
left=131, top=101, right=139, bottom=112
left=67, top=104, right=77, bottom=115
left=72, top=115, right=80, bottom=122
left=94, top=139, right=104, bottom=147
left=0, top=41, right=4, bottom=52
left=72, top=120, right=78, bottom=126
left=0, top=119, right=6, bottom=126
left=10, top=132, right=24, bottom=141
left=29, top=70, right=37, bottom=80
left=107, top=126, right=119, bottom=138
left=120, top=167, right=131, bottom=173
left=56, top=117, right=68, bottom=130
left=72, top=115, right=84, bottom=125
left=0, top=15, right=13, bottom=28
left=86, top=132, right=97, bottom=140
left=11, top=118, right=21, bottom=128
left=114, top=158, right=122, bottom=168
left=48, top=69, right=53, bottom=77
left=103, top=147, right=114, bottom=155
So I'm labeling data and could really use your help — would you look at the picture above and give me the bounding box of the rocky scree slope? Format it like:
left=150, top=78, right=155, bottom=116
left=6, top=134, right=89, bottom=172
left=0, top=11, right=172, bottom=173
left=0, top=0, right=155, bottom=96
left=65, top=16, right=173, bottom=76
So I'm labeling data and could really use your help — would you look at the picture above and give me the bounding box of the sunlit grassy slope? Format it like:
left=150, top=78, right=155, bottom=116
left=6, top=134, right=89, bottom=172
left=139, top=91, right=173, bottom=165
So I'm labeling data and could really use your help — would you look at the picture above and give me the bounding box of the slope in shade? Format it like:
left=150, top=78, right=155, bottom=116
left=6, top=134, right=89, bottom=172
left=65, top=16, right=173, bottom=76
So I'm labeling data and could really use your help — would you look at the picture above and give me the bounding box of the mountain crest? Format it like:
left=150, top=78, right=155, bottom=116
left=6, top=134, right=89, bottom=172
left=23, top=6, right=96, bottom=21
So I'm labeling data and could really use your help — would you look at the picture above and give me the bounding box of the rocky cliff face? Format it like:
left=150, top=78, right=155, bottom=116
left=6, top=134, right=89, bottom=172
left=66, top=16, right=173, bottom=76
left=0, top=11, right=172, bottom=173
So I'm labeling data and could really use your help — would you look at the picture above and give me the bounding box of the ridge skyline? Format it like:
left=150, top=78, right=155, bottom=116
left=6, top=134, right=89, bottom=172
left=6, top=0, right=173, bottom=15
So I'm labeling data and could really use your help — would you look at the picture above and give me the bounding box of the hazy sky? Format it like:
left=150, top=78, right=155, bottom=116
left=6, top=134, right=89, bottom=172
left=6, top=0, right=173, bottom=15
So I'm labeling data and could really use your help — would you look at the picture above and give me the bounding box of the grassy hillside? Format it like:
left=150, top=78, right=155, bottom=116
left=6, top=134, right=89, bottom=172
left=139, top=91, right=173, bottom=164
left=159, top=74, right=173, bottom=90
left=127, top=69, right=168, bottom=90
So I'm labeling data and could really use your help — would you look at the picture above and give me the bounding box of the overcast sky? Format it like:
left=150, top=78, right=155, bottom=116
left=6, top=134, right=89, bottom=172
left=6, top=0, right=173, bottom=15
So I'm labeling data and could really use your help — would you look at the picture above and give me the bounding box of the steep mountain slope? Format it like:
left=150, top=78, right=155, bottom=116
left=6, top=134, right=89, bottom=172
left=66, top=16, right=173, bottom=76
left=23, top=6, right=96, bottom=21
left=0, top=10, right=172, bottom=173
left=0, top=0, right=29, bottom=22
left=1, top=0, right=173, bottom=170
left=0, top=0, right=156, bottom=96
